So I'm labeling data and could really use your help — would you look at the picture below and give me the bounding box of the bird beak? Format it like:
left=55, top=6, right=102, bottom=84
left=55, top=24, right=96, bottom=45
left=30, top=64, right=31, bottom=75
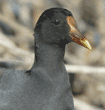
left=67, top=16, right=92, bottom=50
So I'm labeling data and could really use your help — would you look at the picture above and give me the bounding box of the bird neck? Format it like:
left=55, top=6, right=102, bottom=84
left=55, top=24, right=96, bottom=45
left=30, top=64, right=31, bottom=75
left=31, top=33, right=66, bottom=72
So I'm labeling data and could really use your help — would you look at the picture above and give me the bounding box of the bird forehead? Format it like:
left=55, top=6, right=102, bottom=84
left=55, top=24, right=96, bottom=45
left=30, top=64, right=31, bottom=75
left=42, top=8, right=73, bottom=20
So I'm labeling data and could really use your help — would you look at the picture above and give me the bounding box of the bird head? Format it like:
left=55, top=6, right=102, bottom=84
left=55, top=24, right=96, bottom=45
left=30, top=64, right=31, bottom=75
left=35, top=8, right=92, bottom=50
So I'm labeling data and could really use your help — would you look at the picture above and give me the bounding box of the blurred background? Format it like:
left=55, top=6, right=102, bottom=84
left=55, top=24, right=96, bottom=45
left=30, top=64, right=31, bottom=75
left=0, top=0, right=105, bottom=110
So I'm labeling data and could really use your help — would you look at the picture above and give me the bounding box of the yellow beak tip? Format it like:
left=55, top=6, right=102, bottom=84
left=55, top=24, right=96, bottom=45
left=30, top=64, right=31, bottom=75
left=87, top=46, right=92, bottom=50
left=80, top=39, right=92, bottom=50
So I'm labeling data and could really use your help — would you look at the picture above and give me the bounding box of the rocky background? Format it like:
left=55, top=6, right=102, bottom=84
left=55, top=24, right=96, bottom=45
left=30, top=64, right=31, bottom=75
left=0, top=0, right=105, bottom=110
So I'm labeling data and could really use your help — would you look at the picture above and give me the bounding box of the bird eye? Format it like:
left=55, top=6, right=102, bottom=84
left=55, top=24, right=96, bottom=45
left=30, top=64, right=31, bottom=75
left=53, top=19, right=60, bottom=25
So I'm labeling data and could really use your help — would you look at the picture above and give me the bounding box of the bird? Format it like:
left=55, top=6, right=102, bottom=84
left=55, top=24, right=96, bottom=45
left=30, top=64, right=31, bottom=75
left=0, top=8, right=92, bottom=110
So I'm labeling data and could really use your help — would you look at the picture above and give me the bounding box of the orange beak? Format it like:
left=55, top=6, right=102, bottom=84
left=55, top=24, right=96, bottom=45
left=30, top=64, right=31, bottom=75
left=67, top=16, right=92, bottom=50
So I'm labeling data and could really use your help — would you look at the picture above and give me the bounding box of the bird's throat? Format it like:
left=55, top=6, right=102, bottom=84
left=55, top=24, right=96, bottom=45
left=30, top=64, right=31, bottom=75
left=35, top=42, right=65, bottom=69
